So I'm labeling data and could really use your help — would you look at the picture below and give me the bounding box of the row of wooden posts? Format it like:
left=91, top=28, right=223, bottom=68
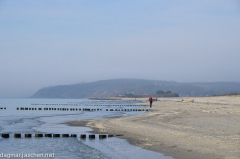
left=16, top=107, right=152, bottom=112
left=1, top=133, right=115, bottom=139
left=31, top=104, right=148, bottom=107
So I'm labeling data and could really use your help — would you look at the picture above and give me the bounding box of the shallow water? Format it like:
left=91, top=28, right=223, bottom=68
left=0, top=98, right=173, bottom=159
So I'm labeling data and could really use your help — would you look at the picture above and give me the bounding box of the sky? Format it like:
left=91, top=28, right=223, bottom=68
left=0, top=0, right=240, bottom=97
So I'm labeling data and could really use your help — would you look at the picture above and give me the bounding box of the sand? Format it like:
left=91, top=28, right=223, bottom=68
left=66, top=96, right=240, bottom=159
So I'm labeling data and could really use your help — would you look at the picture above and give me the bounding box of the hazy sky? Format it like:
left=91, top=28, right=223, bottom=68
left=1, top=0, right=240, bottom=97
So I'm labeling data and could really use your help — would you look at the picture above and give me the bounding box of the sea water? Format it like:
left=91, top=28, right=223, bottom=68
left=0, top=98, right=173, bottom=159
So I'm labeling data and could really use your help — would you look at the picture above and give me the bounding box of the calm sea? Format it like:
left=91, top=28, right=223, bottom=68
left=0, top=98, right=173, bottom=159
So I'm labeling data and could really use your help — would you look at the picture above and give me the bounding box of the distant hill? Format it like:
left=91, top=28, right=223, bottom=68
left=31, top=79, right=240, bottom=98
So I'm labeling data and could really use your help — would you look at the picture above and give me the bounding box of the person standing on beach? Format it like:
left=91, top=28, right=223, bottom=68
left=149, top=96, right=153, bottom=108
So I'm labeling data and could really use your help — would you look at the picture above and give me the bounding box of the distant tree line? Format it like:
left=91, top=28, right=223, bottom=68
left=212, top=93, right=239, bottom=96
left=31, top=79, right=240, bottom=98
left=156, top=90, right=179, bottom=97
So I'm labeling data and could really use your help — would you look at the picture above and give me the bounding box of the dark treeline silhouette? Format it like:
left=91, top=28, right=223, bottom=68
left=31, top=79, right=240, bottom=98
left=156, top=90, right=179, bottom=97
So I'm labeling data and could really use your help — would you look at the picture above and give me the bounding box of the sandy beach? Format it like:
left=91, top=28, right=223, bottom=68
left=66, top=96, right=240, bottom=159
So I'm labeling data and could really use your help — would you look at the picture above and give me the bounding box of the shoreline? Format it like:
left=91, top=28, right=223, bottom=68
left=66, top=96, right=240, bottom=159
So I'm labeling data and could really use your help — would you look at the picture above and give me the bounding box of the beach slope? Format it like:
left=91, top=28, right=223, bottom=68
left=67, top=96, right=240, bottom=159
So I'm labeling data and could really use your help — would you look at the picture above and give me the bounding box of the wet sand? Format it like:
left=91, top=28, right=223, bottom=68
left=66, top=96, right=240, bottom=159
